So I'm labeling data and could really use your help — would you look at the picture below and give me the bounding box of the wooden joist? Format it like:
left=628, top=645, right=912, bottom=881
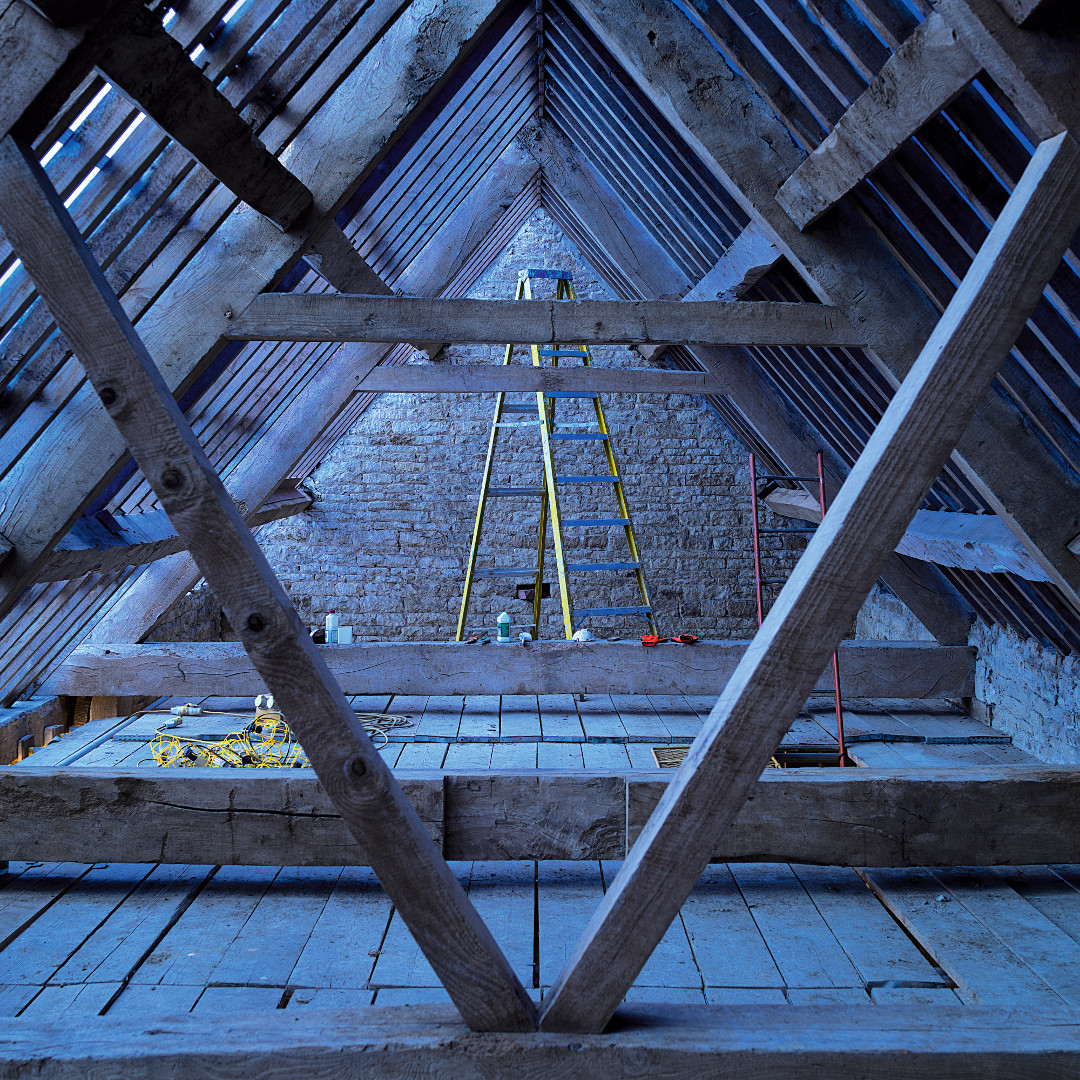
left=776, top=14, right=981, bottom=229
left=2, top=765, right=1078, bottom=867
left=4, top=1002, right=1080, bottom=1079
left=766, top=490, right=1051, bottom=581
left=42, top=640, right=976, bottom=699
left=228, top=294, right=863, bottom=346
left=680, top=221, right=783, bottom=302
left=351, top=363, right=728, bottom=395
left=535, top=130, right=1080, bottom=1033
left=37, top=489, right=312, bottom=583
left=0, top=135, right=534, bottom=1031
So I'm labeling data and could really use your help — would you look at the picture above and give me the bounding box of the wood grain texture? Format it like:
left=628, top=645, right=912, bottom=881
left=777, top=14, right=981, bottom=229
left=0, top=136, right=534, bottom=1032
left=4, top=765, right=1080, bottom=868
left=680, top=222, right=782, bottom=302
left=766, top=491, right=1051, bottom=581
left=537, top=132, right=1080, bottom=1033
left=97, top=5, right=312, bottom=229
left=353, top=363, right=726, bottom=395
left=43, top=640, right=976, bottom=698
left=229, top=294, right=862, bottom=346
left=1, top=1002, right=1080, bottom=1077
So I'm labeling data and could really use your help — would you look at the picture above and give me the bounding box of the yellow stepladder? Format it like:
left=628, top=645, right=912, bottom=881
left=456, top=268, right=656, bottom=640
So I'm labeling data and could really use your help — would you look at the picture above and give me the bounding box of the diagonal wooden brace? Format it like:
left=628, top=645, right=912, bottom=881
left=0, top=134, right=535, bottom=1033
left=538, top=131, right=1080, bottom=1033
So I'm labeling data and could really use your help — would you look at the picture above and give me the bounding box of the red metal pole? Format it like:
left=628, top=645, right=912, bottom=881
left=816, top=450, right=847, bottom=766
left=749, top=453, right=764, bottom=628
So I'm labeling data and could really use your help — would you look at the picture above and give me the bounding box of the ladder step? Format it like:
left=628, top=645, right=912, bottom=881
left=758, top=527, right=817, bottom=533
left=501, top=404, right=538, bottom=413
left=489, top=487, right=544, bottom=497
left=494, top=420, right=543, bottom=427
left=562, top=518, right=630, bottom=527
left=550, top=433, right=610, bottom=441
left=474, top=567, right=538, bottom=578
left=566, top=562, right=641, bottom=572
left=545, top=392, right=597, bottom=398
left=574, top=606, right=652, bottom=617
left=521, top=268, right=572, bottom=279
left=538, top=349, right=588, bottom=357
left=757, top=474, right=819, bottom=482
left=556, top=475, right=621, bottom=484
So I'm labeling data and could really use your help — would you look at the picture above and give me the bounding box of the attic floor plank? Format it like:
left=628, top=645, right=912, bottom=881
left=538, top=695, right=584, bottom=743
left=287, top=987, right=375, bottom=1008
left=0, top=984, right=38, bottom=1016
left=499, top=696, right=541, bottom=742
left=467, top=861, right=535, bottom=989
left=18, top=981, right=120, bottom=1018
left=105, top=983, right=202, bottom=1017
left=192, top=986, right=284, bottom=1013
left=457, top=696, right=500, bottom=742
left=0, top=862, right=88, bottom=946
left=538, top=862, right=604, bottom=989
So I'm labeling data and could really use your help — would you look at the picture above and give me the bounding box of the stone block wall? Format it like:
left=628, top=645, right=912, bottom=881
left=255, top=210, right=806, bottom=641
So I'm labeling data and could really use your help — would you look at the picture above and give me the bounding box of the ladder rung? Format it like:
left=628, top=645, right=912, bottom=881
left=574, top=606, right=652, bottom=617
left=538, top=349, right=588, bottom=357
left=566, top=562, right=641, bottom=572
left=556, top=475, right=620, bottom=484
left=562, top=518, right=630, bottom=527
left=550, top=433, right=610, bottom=441
left=489, top=487, right=544, bottom=497
left=758, top=527, right=816, bottom=533
left=501, top=404, right=538, bottom=413
left=757, top=474, right=819, bottom=482
left=521, top=268, right=572, bottom=280
left=761, top=578, right=787, bottom=585
left=545, top=392, right=597, bottom=398
left=494, top=420, right=543, bottom=427
left=474, top=567, right=538, bottom=578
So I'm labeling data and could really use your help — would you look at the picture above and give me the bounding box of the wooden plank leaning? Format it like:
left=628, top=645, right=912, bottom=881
left=538, top=131, right=1080, bottom=1033
left=0, top=135, right=536, bottom=1034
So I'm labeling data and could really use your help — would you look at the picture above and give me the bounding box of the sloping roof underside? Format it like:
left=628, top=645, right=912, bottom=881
left=0, top=0, right=1078, bottom=699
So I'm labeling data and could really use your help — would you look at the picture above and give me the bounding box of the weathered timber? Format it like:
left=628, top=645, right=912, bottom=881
left=3, top=1002, right=1080, bottom=1079
left=228, top=294, right=863, bottom=346
left=766, top=490, right=1051, bottom=581
left=577, top=0, right=1080, bottom=616
left=680, top=222, right=782, bottom=302
left=540, top=127, right=973, bottom=644
left=37, top=491, right=312, bottom=583
left=42, top=640, right=976, bottom=698
left=537, top=131, right=1080, bottom=1033
left=776, top=14, right=981, bottom=229
left=3, top=766, right=1079, bottom=867
left=352, top=364, right=727, bottom=395
left=85, top=146, right=539, bottom=647
left=0, top=137, right=534, bottom=1031
left=0, top=0, right=510, bottom=626
left=95, top=5, right=313, bottom=229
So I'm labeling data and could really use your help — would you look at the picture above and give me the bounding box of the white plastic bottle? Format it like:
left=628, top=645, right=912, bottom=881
left=325, top=610, right=339, bottom=645
left=496, top=611, right=511, bottom=644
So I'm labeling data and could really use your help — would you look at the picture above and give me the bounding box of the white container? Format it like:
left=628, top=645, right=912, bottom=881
left=338, top=625, right=353, bottom=645
left=325, top=610, right=338, bottom=645
left=496, top=611, right=511, bottom=643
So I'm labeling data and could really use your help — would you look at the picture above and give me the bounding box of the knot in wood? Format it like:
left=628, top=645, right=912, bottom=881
left=345, top=755, right=367, bottom=780
left=245, top=612, right=267, bottom=633
left=159, top=467, right=184, bottom=491
left=98, top=386, right=117, bottom=407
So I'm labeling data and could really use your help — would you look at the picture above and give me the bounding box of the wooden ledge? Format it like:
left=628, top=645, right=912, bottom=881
left=1, top=1003, right=1078, bottom=1074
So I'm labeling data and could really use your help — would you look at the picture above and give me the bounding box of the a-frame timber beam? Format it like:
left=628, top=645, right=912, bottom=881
left=229, top=294, right=862, bottom=346
left=776, top=13, right=981, bottom=229
left=536, top=125, right=973, bottom=643
left=574, top=0, right=1080, bottom=618
left=0, top=134, right=536, bottom=1032
left=538, top=129, right=1080, bottom=1035
left=14, top=0, right=312, bottom=229
left=84, top=147, right=540, bottom=648
left=0, top=0, right=512, bottom=626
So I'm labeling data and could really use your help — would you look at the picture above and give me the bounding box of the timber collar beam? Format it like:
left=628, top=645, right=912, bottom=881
left=227, top=294, right=864, bottom=346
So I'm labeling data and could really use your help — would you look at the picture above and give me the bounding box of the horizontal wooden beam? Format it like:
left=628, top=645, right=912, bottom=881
left=4, top=1001, right=1079, bottom=1077
left=42, top=640, right=976, bottom=698
left=2, top=765, right=1075, bottom=866
left=352, top=363, right=728, bottom=395
left=36, top=490, right=312, bottom=583
left=766, top=489, right=1051, bottom=581
left=776, top=14, right=981, bottom=229
left=228, top=294, right=864, bottom=346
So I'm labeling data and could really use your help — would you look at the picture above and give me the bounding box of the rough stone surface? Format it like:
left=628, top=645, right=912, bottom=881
left=254, top=210, right=805, bottom=641
left=855, top=584, right=934, bottom=642
left=146, top=582, right=234, bottom=643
